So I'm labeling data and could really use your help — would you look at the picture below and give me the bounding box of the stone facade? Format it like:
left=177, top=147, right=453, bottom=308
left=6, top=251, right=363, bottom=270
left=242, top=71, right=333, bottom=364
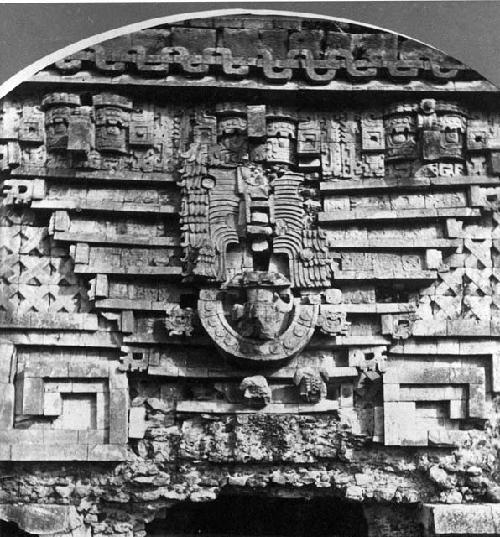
left=1, top=10, right=500, bottom=537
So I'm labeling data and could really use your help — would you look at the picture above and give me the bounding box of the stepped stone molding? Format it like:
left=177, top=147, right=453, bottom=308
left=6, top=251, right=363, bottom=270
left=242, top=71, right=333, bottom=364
left=0, top=340, right=128, bottom=461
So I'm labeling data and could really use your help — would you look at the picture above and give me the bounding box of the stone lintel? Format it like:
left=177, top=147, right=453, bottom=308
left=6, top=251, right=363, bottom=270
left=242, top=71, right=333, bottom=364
left=421, top=504, right=500, bottom=535
left=0, top=504, right=82, bottom=535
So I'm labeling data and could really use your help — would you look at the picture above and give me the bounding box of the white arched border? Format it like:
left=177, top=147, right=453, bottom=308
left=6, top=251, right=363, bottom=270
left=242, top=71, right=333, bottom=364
left=0, top=7, right=461, bottom=101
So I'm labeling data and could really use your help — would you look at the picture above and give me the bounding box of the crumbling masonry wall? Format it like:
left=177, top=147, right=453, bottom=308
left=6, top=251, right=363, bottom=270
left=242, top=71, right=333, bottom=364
left=1, top=11, right=500, bottom=537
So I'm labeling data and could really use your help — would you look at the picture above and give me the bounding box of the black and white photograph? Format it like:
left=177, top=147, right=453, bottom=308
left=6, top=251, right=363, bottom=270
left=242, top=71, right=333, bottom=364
left=1, top=2, right=500, bottom=536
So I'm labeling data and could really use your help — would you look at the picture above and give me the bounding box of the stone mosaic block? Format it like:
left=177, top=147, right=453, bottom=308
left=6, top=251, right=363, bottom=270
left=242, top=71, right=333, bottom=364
left=0, top=342, right=128, bottom=461
left=383, top=365, right=486, bottom=446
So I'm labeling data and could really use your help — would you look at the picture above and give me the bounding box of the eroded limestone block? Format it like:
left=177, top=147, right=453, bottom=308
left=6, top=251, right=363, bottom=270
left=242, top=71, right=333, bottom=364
left=0, top=504, right=82, bottom=535
left=239, top=376, right=271, bottom=407
left=129, top=406, right=147, bottom=439
left=421, top=504, right=500, bottom=535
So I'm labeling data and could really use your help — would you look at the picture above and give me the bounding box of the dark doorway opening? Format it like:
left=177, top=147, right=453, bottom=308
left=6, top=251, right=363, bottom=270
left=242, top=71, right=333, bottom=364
left=0, top=521, right=32, bottom=537
left=147, top=495, right=368, bottom=537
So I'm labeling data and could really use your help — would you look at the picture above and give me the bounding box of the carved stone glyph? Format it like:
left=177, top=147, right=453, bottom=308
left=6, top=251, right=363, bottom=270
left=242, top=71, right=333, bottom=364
left=293, top=366, right=329, bottom=403
left=239, top=375, right=272, bottom=407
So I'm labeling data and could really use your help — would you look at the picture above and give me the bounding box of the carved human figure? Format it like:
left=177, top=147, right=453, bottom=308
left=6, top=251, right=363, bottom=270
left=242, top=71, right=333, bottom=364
left=164, top=305, right=195, bottom=337
left=92, top=94, right=132, bottom=154
left=42, top=93, right=81, bottom=151
left=236, top=162, right=274, bottom=248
